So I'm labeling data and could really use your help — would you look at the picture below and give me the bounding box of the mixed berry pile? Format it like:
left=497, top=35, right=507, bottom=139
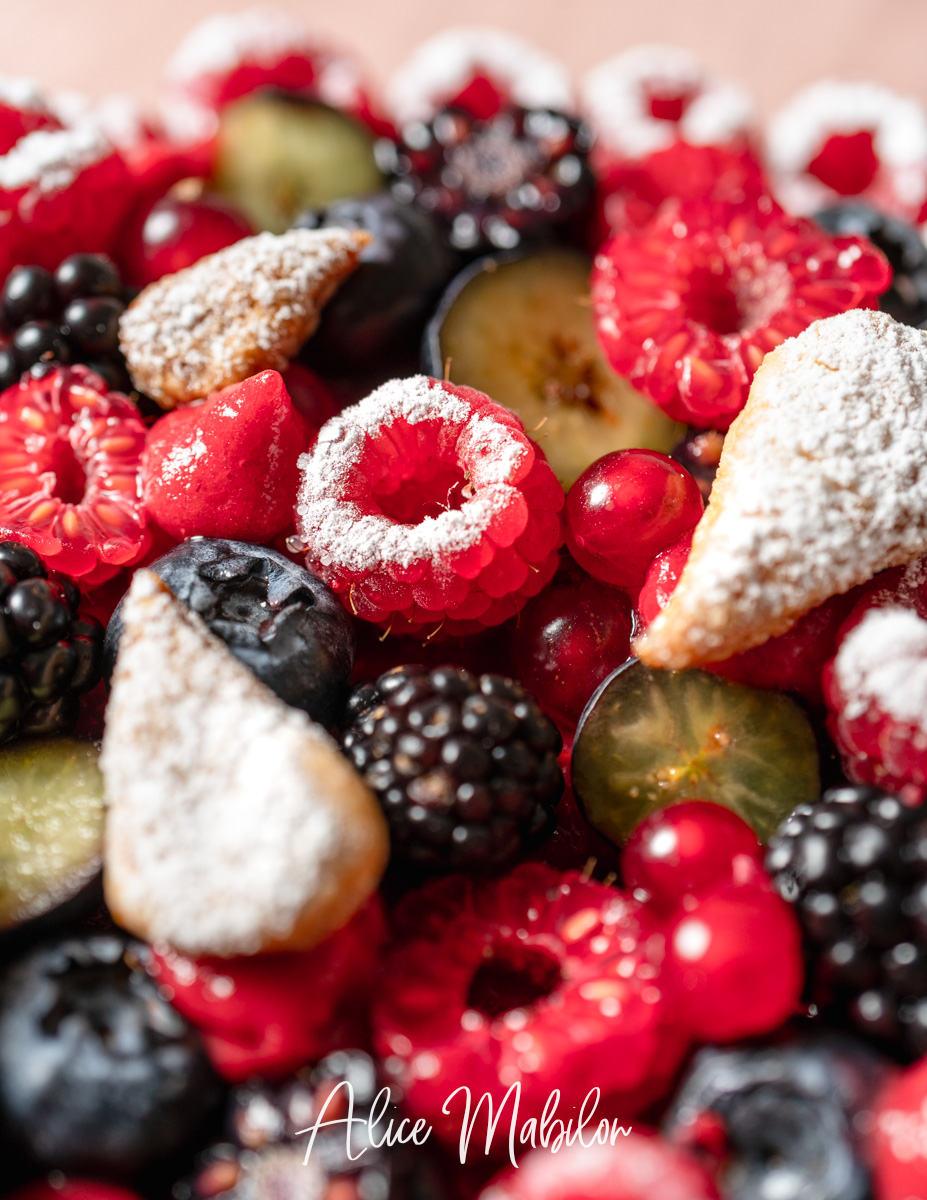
left=4, top=14, right=927, bottom=1200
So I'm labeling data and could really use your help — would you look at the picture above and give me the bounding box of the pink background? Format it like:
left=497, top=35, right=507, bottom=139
left=5, top=0, right=927, bottom=116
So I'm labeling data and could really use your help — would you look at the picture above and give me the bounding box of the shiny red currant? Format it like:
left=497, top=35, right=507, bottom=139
left=119, top=193, right=253, bottom=287
left=637, top=531, right=693, bottom=626
left=565, top=450, right=703, bottom=590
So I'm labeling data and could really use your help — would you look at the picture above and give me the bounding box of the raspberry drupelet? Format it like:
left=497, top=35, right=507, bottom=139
left=295, top=376, right=564, bottom=637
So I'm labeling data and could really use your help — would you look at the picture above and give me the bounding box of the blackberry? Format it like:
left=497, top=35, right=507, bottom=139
left=767, top=785, right=927, bottom=1058
left=342, top=665, right=563, bottom=871
left=379, top=105, right=595, bottom=255
left=0, top=539, right=103, bottom=741
left=813, top=202, right=927, bottom=327
left=0, top=254, right=133, bottom=393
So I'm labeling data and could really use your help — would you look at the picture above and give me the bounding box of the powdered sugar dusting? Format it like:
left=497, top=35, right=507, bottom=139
left=0, top=75, right=49, bottom=115
left=639, top=310, right=927, bottom=665
left=296, top=376, right=532, bottom=573
left=835, top=607, right=927, bottom=725
left=388, top=28, right=572, bottom=124
left=102, top=570, right=386, bottom=958
left=168, top=8, right=316, bottom=82
left=0, top=125, right=111, bottom=193
left=581, top=45, right=753, bottom=158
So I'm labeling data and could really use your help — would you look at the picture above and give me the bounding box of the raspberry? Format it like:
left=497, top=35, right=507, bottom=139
left=142, top=370, right=312, bottom=543
left=3, top=1184, right=144, bottom=1200
left=295, top=376, right=564, bottom=638
left=342, top=665, right=564, bottom=872
left=381, top=105, right=594, bottom=255
left=145, top=897, right=385, bottom=1082
left=0, top=366, right=150, bottom=582
left=767, top=785, right=927, bottom=1058
left=373, top=863, right=685, bottom=1155
left=0, top=78, right=61, bottom=155
left=478, top=1136, right=720, bottom=1200
left=591, top=198, right=891, bottom=428
left=873, top=1056, right=927, bottom=1200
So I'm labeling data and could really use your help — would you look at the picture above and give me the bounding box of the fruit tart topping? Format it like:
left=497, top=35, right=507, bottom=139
left=572, top=661, right=820, bottom=843
left=118, top=226, right=370, bottom=408
left=423, top=249, right=682, bottom=488
left=0, top=76, right=61, bottom=155
left=103, top=538, right=354, bottom=728
left=592, top=199, right=891, bottom=429
left=101, top=570, right=388, bottom=957
left=636, top=311, right=927, bottom=670
left=388, top=28, right=573, bottom=125
left=767, top=80, right=927, bottom=222
left=0, top=935, right=219, bottom=1175
left=342, top=665, right=563, bottom=873
left=873, top=1054, right=927, bottom=1200
left=0, top=366, right=150, bottom=582
left=0, top=738, right=103, bottom=934
left=769, top=785, right=927, bottom=1058
left=380, top=104, right=594, bottom=255
left=295, top=375, right=564, bottom=637
left=118, top=192, right=254, bottom=288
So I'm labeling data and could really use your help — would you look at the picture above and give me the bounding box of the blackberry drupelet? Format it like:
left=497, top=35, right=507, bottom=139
left=342, top=665, right=564, bottom=871
left=0, top=539, right=103, bottom=741
left=767, top=785, right=927, bottom=1058
left=379, top=105, right=595, bottom=255
left=0, top=254, right=133, bottom=393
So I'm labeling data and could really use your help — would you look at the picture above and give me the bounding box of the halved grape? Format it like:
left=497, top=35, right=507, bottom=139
left=572, top=663, right=820, bottom=844
left=0, top=739, right=104, bottom=932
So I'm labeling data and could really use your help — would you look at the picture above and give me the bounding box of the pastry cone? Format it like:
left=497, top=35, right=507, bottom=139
left=636, top=309, right=927, bottom=668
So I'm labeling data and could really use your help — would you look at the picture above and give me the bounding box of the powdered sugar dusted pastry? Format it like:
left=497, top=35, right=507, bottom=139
left=636, top=309, right=927, bottom=669
left=102, top=570, right=389, bottom=958
left=119, top=227, right=370, bottom=407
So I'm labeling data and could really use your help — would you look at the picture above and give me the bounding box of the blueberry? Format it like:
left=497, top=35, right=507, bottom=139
left=663, top=1037, right=889, bottom=1200
left=295, top=192, right=457, bottom=373
left=104, top=539, right=355, bottom=727
left=0, top=935, right=218, bottom=1174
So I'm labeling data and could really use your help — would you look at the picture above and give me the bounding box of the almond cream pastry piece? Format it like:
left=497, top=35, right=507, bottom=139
left=101, top=570, right=388, bottom=958
left=636, top=309, right=927, bottom=669
left=119, top=226, right=370, bottom=408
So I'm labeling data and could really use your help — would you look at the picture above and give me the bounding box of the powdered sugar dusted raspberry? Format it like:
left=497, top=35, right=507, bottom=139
left=387, top=27, right=572, bottom=124
left=296, top=376, right=564, bottom=636
left=119, top=227, right=368, bottom=407
left=833, top=607, right=927, bottom=725
left=637, top=310, right=927, bottom=668
left=0, top=74, right=50, bottom=115
left=581, top=45, right=753, bottom=159
left=0, top=124, right=111, bottom=193
left=102, top=570, right=388, bottom=958
left=767, top=81, right=927, bottom=216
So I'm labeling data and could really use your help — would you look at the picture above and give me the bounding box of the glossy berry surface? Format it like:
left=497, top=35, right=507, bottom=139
left=4, top=1184, right=144, bottom=1200
left=0, top=935, right=217, bottom=1175
left=381, top=105, right=595, bottom=254
left=665, top=1038, right=888, bottom=1200
left=104, top=538, right=354, bottom=727
left=622, top=800, right=763, bottom=911
left=565, top=450, right=703, bottom=590
left=119, top=193, right=254, bottom=288
left=511, top=571, right=634, bottom=730
left=873, top=1054, right=927, bottom=1200
left=343, top=665, right=563, bottom=872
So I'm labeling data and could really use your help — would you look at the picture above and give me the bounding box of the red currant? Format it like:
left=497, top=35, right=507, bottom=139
left=622, top=800, right=763, bottom=910
left=662, top=882, right=804, bottom=1041
left=565, top=450, right=703, bottom=590
left=637, top=530, right=693, bottom=626
left=512, top=573, right=633, bottom=730
left=281, top=362, right=340, bottom=431
left=120, top=193, right=253, bottom=287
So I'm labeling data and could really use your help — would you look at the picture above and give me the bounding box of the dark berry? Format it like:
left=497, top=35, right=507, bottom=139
left=768, top=785, right=927, bottom=1058
left=663, top=1037, right=889, bottom=1200
left=104, top=538, right=354, bottom=727
left=0, top=541, right=46, bottom=580
left=342, top=664, right=563, bottom=872
left=0, top=935, right=219, bottom=1174
left=61, top=296, right=124, bottom=357
left=12, top=319, right=70, bottom=368
left=1, top=266, right=56, bottom=331
left=0, top=346, right=20, bottom=392
left=6, top=578, right=72, bottom=646
left=54, top=253, right=122, bottom=304
left=381, top=105, right=595, bottom=255
left=671, top=428, right=726, bottom=501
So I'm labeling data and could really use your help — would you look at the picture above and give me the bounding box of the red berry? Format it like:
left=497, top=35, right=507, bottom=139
left=142, top=369, right=310, bottom=543
left=591, top=198, right=892, bottom=428
left=637, top=531, right=693, bottom=626
left=622, top=801, right=763, bottom=911
left=478, top=1135, right=720, bottom=1200
left=0, top=84, right=61, bottom=156
left=119, top=193, right=253, bottom=287
left=873, top=1055, right=927, bottom=1200
left=146, top=897, right=384, bottom=1082
left=296, top=376, right=564, bottom=638
left=662, top=881, right=804, bottom=1042
left=565, top=450, right=702, bottom=591
left=0, top=366, right=149, bottom=582
left=511, top=572, right=633, bottom=731
left=281, top=362, right=339, bottom=430
left=3, top=1184, right=143, bottom=1200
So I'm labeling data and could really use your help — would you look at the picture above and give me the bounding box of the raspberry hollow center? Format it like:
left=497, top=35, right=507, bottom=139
left=466, top=942, right=562, bottom=1019
left=49, top=436, right=88, bottom=506
left=645, top=86, right=694, bottom=124
left=807, top=130, right=880, bottom=196
left=683, top=258, right=793, bottom=336
left=372, top=457, right=468, bottom=525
